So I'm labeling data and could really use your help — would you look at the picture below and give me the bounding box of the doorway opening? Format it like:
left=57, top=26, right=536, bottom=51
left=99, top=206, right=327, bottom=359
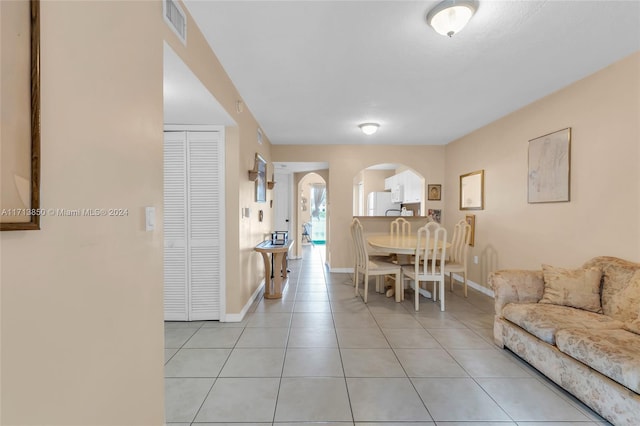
left=298, top=172, right=326, bottom=245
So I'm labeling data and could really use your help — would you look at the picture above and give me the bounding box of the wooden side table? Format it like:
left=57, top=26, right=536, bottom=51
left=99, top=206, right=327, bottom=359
left=254, top=240, right=294, bottom=299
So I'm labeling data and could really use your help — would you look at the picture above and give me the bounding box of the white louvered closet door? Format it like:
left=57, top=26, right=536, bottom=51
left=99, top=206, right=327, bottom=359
left=164, top=132, right=188, bottom=320
left=164, top=130, right=223, bottom=321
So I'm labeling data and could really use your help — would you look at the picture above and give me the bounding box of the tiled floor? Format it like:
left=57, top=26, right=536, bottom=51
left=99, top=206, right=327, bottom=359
left=165, top=245, right=609, bottom=425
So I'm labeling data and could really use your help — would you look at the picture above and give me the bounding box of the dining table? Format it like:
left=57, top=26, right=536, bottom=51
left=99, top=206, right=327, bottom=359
left=367, top=233, right=451, bottom=300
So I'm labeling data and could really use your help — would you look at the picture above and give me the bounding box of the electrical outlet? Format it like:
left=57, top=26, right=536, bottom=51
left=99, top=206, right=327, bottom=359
left=473, top=255, right=479, bottom=264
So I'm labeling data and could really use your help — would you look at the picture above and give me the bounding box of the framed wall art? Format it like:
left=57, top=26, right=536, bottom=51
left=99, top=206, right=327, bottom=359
left=427, top=209, right=441, bottom=223
left=255, top=153, right=267, bottom=203
left=465, top=214, right=476, bottom=247
left=528, top=128, right=571, bottom=203
left=1, top=0, right=41, bottom=231
left=427, top=184, right=441, bottom=201
left=459, top=170, right=484, bottom=210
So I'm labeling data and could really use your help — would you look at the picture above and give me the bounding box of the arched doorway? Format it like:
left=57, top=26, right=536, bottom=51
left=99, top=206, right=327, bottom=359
left=298, top=173, right=327, bottom=245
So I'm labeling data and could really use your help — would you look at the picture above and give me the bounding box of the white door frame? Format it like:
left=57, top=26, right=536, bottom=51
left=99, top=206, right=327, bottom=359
left=164, top=124, right=226, bottom=321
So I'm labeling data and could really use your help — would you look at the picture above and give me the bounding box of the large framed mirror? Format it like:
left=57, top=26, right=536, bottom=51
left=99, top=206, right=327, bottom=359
left=1, top=0, right=41, bottom=230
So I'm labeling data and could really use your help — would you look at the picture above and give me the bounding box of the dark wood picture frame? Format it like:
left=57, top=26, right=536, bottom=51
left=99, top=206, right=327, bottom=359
left=1, top=0, right=41, bottom=231
left=255, top=153, right=267, bottom=203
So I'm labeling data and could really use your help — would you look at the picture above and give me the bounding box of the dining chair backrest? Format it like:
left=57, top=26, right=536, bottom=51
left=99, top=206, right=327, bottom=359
left=350, top=218, right=368, bottom=270
left=390, top=217, right=411, bottom=237
left=415, top=222, right=447, bottom=276
left=450, top=219, right=471, bottom=265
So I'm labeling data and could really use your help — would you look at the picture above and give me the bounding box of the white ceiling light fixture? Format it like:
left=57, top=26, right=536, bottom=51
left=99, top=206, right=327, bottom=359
left=359, top=123, right=380, bottom=136
left=427, top=0, right=478, bottom=37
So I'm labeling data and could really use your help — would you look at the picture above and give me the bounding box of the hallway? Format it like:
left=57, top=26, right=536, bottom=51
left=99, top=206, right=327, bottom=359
left=164, top=245, right=607, bottom=425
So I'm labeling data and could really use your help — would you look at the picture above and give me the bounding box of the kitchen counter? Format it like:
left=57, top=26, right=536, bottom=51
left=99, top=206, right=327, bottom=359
left=353, top=216, right=435, bottom=235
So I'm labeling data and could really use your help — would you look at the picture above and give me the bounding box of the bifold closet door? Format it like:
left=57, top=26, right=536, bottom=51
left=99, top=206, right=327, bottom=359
left=164, top=130, right=222, bottom=321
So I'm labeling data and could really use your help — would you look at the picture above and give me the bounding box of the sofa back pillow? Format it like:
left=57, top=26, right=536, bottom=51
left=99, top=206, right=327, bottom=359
left=539, top=264, right=603, bottom=313
left=582, top=257, right=640, bottom=322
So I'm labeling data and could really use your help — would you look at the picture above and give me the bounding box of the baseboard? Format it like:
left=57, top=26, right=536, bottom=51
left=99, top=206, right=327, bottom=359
left=222, top=279, right=264, bottom=322
left=451, top=273, right=494, bottom=297
left=330, top=267, right=354, bottom=273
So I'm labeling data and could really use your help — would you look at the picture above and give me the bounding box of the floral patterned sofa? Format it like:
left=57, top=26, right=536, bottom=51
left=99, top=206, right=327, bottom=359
left=490, top=256, right=640, bottom=425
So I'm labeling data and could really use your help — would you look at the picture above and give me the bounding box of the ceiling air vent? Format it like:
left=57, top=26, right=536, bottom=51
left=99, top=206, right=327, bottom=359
left=164, top=0, right=187, bottom=45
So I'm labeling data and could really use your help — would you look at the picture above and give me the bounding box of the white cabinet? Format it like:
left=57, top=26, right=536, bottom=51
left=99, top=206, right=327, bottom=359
left=391, top=184, right=404, bottom=203
left=401, top=170, right=423, bottom=203
left=164, top=130, right=225, bottom=321
left=384, top=175, right=395, bottom=190
left=385, top=175, right=402, bottom=203
left=385, top=170, right=423, bottom=204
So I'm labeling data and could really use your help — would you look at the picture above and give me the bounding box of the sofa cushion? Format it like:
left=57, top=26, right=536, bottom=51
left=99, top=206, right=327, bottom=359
left=556, top=328, right=640, bottom=393
left=624, top=315, right=640, bottom=335
left=582, top=257, right=640, bottom=322
left=539, top=264, right=603, bottom=313
left=625, top=321, right=640, bottom=334
left=502, top=303, right=624, bottom=345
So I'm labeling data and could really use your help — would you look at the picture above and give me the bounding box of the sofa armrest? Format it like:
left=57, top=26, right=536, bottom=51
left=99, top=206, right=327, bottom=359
left=489, top=269, right=545, bottom=315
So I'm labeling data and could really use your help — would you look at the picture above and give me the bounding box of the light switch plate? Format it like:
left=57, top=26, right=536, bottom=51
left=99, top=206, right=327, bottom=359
left=145, top=206, right=155, bottom=231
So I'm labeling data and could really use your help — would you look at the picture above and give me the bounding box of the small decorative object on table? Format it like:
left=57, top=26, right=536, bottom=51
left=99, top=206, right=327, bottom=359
left=271, top=231, right=288, bottom=245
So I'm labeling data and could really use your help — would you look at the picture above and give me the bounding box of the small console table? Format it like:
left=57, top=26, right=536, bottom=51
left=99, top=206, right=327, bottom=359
left=254, top=240, right=294, bottom=299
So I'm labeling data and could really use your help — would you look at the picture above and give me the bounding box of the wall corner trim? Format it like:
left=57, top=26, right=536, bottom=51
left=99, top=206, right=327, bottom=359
left=221, top=280, right=264, bottom=322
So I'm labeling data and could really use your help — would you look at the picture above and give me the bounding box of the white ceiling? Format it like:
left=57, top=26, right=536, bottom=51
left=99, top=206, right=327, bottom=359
left=180, top=1, right=639, bottom=146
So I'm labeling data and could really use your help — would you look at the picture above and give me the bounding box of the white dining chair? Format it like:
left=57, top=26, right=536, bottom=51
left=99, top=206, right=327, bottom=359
left=390, top=217, right=411, bottom=237
left=401, top=222, right=447, bottom=311
left=445, top=219, right=472, bottom=297
left=351, top=218, right=401, bottom=303
left=350, top=218, right=391, bottom=293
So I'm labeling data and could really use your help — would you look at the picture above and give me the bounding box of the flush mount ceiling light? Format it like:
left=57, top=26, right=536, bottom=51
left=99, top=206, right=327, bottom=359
left=359, top=123, right=380, bottom=136
left=427, top=0, right=478, bottom=37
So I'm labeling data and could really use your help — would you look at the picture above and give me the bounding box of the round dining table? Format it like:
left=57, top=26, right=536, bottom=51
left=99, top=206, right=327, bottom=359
left=366, top=234, right=451, bottom=300
left=367, top=234, right=450, bottom=254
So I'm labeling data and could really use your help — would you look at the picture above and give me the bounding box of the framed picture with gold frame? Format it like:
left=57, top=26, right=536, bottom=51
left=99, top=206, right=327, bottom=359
left=427, top=184, right=441, bottom=201
left=465, top=214, right=476, bottom=247
left=459, top=170, right=484, bottom=210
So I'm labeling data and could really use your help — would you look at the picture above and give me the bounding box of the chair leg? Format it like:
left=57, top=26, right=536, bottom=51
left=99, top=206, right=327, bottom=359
left=414, top=280, right=419, bottom=311
left=394, top=271, right=401, bottom=303
left=354, top=270, right=359, bottom=297
left=439, top=278, right=445, bottom=311
left=463, top=273, right=468, bottom=297
left=449, top=272, right=454, bottom=292
left=432, top=281, right=437, bottom=301
left=364, top=273, right=369, bottom=303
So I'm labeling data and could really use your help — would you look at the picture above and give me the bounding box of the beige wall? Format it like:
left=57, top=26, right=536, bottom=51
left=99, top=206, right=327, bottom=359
left=163, top=2, right=273, bottom=315
left=363, top=169, right=393, bottom=202
left=444, top=52, right=640, bottom=290
left=272, top=145, right=445, bottom=269
left=0, top=0, right=276, bottom=423
left=1, top=1, right=165, bottom=424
